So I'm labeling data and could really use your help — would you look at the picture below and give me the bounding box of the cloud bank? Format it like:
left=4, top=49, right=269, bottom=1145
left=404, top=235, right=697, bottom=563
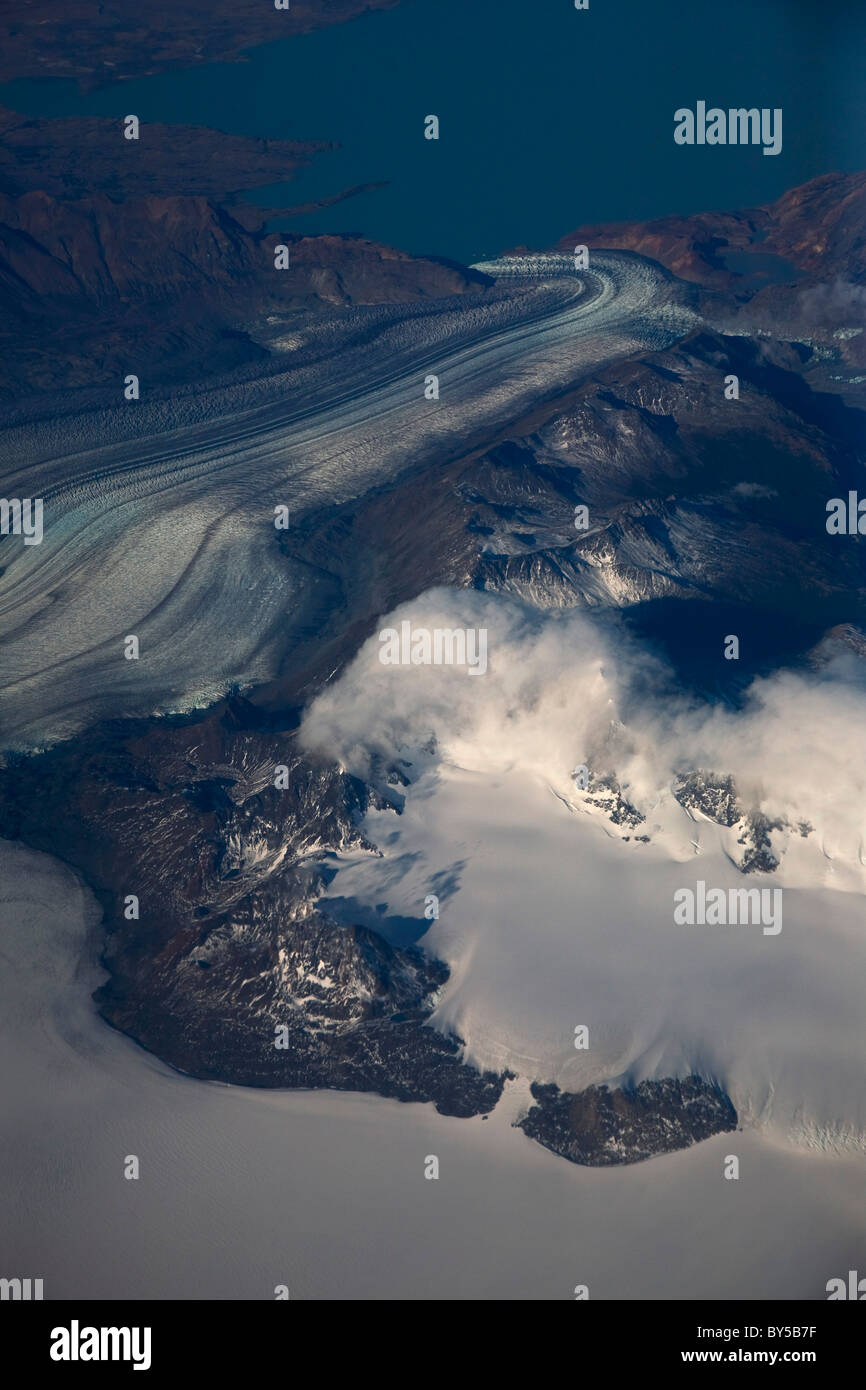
left=301, top=587, right=866, bottom=856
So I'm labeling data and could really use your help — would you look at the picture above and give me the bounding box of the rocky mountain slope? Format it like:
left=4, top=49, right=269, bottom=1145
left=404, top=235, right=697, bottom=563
left=255, top=322, right=866, bottom=713
left=0, top=707, right=505, bottom=1115
left=553, top=170, right=866, bottom=289
left=0, top=190, right=488, bottom=396
left=518, top=1078, right=738, bottom=1167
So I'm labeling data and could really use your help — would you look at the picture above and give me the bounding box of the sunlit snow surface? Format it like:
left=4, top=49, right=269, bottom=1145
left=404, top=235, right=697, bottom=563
left=1, top=836, right=863, bottom=1300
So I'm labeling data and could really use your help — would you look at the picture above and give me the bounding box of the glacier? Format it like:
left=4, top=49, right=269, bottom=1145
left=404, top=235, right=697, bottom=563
left=0, top=252, right=698, bottom=750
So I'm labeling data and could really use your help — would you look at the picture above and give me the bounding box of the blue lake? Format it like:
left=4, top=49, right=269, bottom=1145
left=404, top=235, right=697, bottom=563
left=1, top=0, right=864, bottom=263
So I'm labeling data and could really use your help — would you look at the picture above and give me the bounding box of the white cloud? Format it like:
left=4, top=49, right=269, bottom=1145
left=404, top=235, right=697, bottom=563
left=301, top=587, right=866, bottom=852
left=300, top=590, right=866, bottom=1149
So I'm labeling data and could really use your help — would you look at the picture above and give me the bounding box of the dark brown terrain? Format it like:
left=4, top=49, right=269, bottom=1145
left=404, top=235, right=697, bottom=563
left=553, top=170, right=866, bottom=289
left=0, top=0, right=400, bottom=88
left=0, top=105, right=333, bottom=199
left=0, top=188, right=488, bottom=397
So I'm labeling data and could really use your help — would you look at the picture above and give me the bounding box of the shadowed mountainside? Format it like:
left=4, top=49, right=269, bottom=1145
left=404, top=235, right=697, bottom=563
left=0, top=192, right=489, bottom=396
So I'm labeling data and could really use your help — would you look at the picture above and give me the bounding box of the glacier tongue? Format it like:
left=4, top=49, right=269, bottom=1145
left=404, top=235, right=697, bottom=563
left=0, top=253, right=697, bottom=750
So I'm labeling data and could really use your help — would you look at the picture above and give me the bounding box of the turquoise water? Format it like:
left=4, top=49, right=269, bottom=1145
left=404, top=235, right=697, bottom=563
left=1, top=0, right=864, bottom=263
